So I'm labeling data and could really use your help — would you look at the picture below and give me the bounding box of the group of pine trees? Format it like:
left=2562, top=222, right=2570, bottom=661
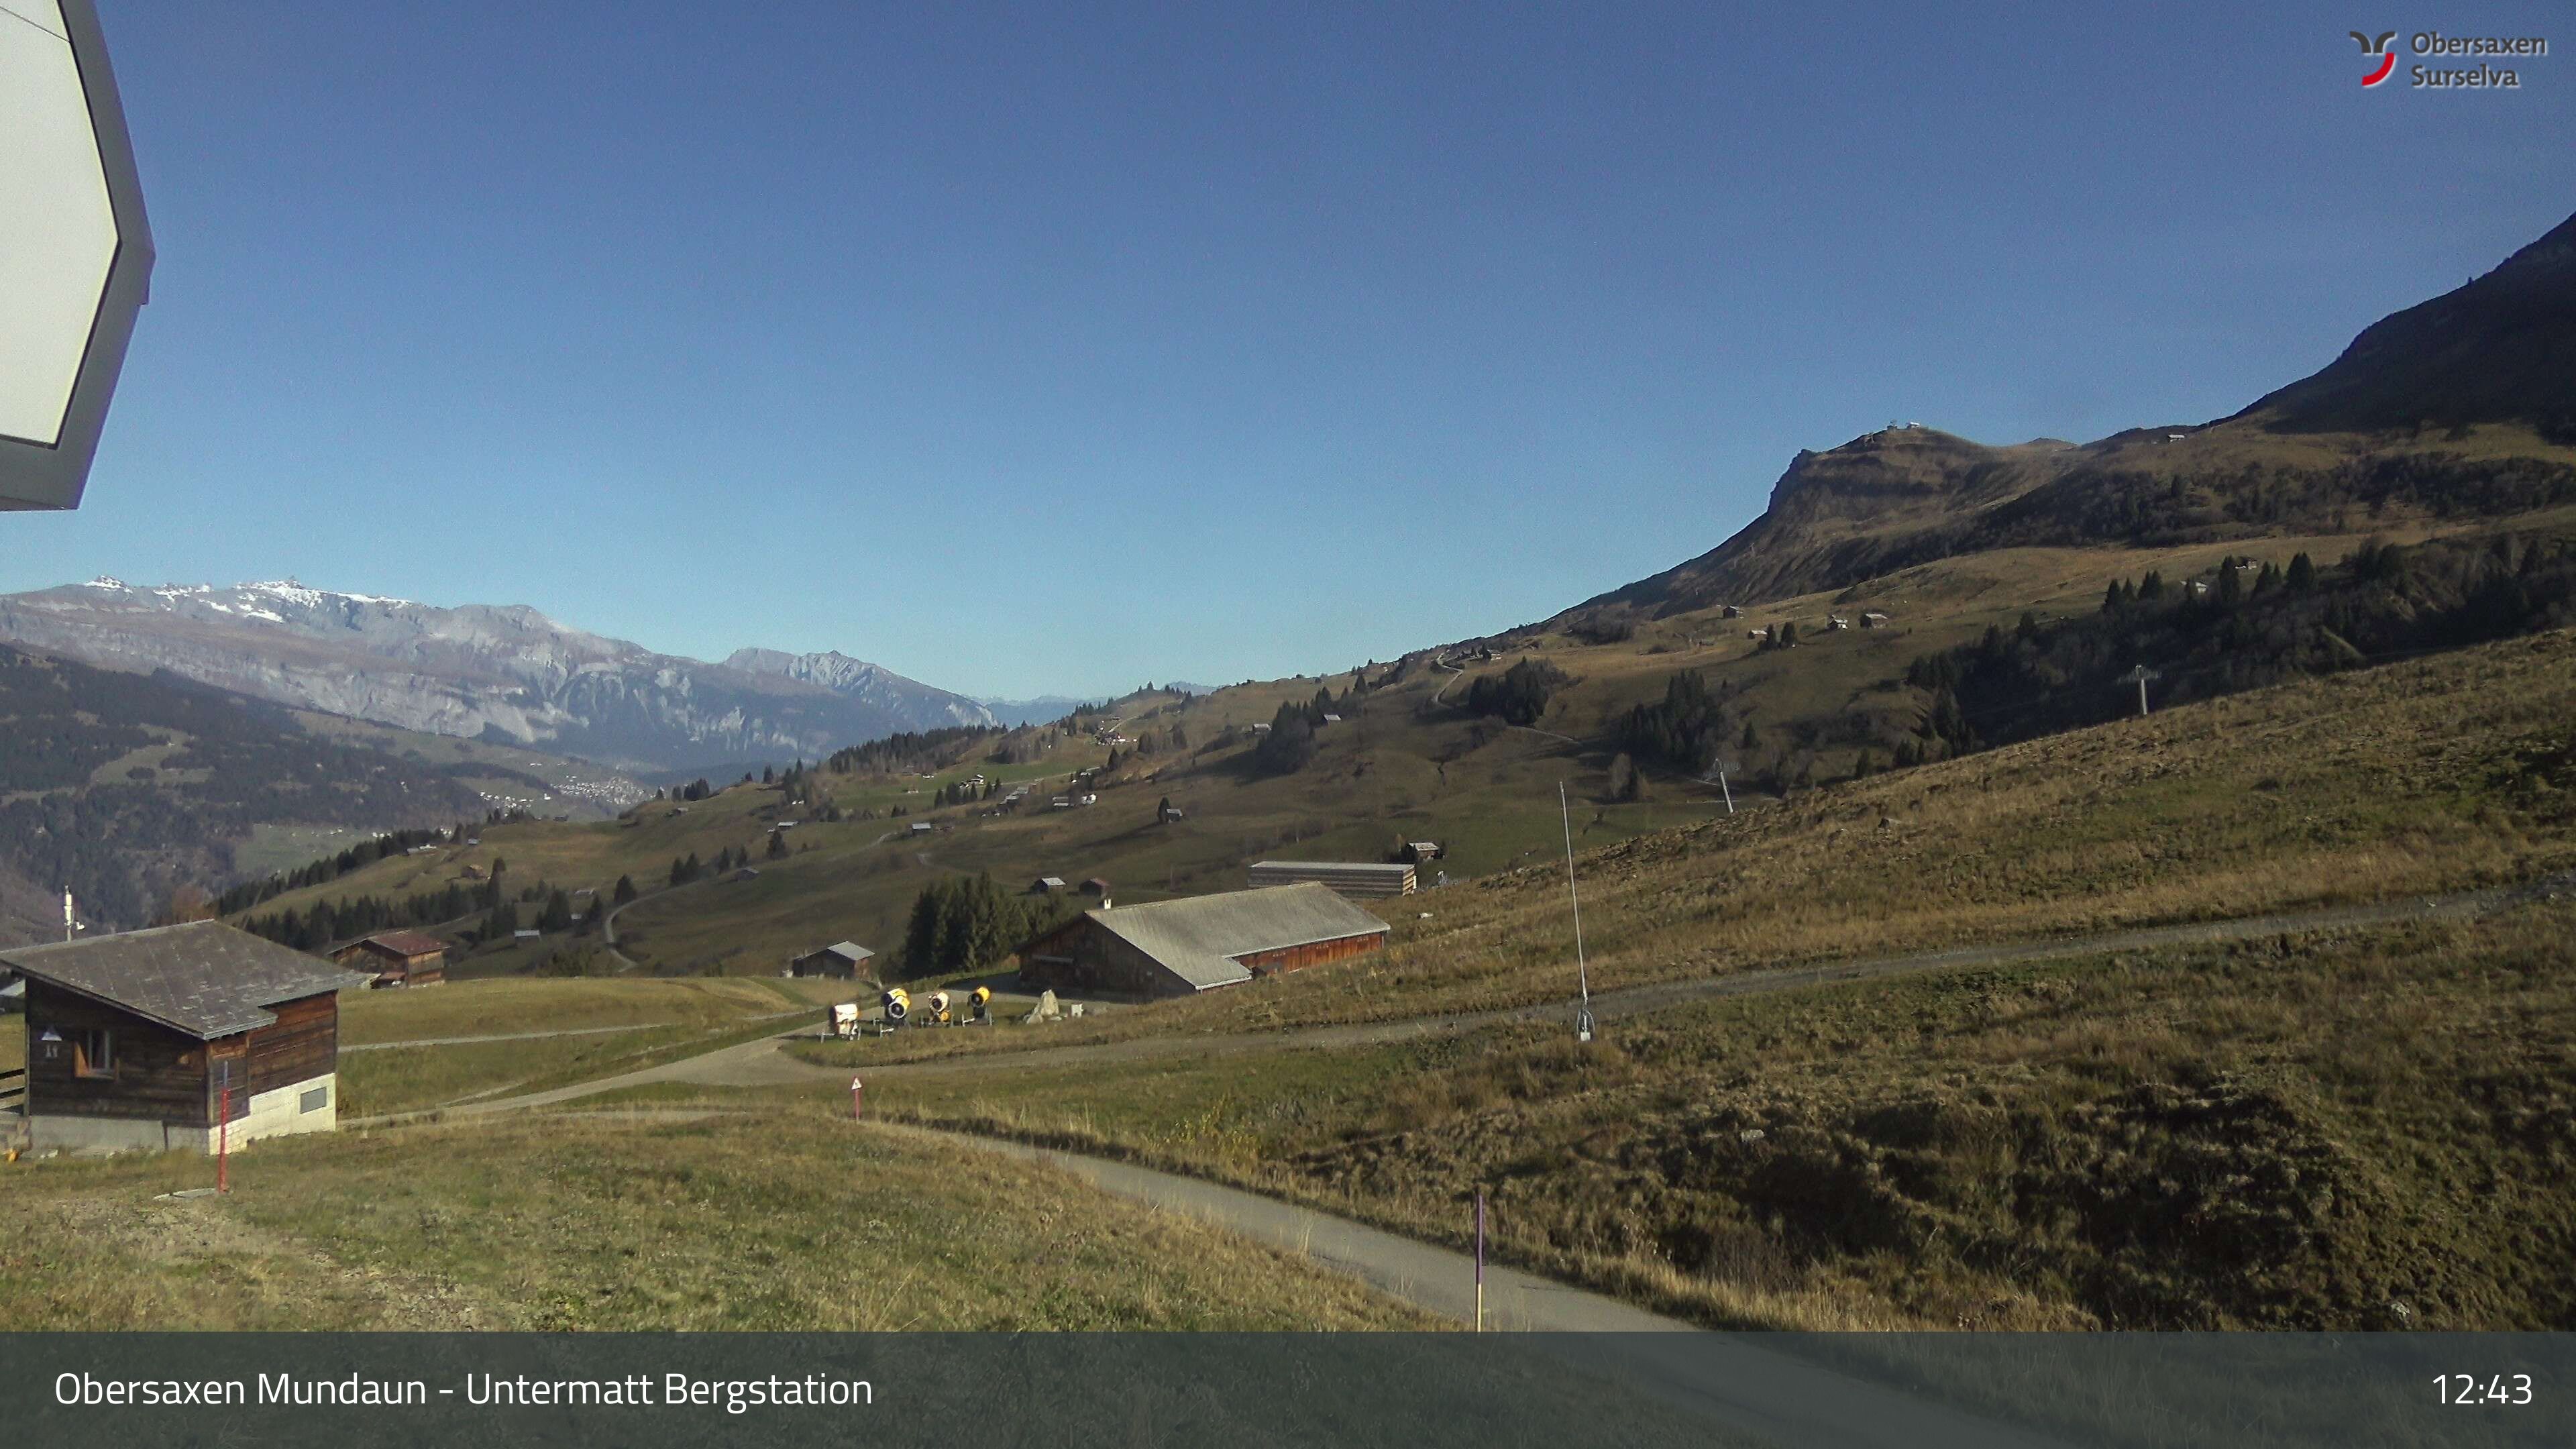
left=900, top=874, right=1069, bottom=979
left=2102, top=552, right=2317, bottom=614
left=668, top=843, right=761, bottom=885
left=756, top=760, right=840, bottom=816
left=1462, top=657, right=1569, bottom=727
left=239, top=879, right=490, bottom=952
left=235, top=860, right=638, bottom=953
left=1613, top=668, right=1740, bottom=776
left=1602, top=535, right=2570, bottom=800
left=1240, top=683, right=1350, bottom=775
left=1253, top=706, right=1317, bottom=775
left=1932, top=533, right=2574, bottom=757
left=826, top=726, right=1002, bottom=776
left=213, top=825, right=456, bottom=916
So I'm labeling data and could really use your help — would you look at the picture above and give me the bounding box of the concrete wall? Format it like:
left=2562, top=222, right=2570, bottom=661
left=30, top=1071, right=337, bottom=1155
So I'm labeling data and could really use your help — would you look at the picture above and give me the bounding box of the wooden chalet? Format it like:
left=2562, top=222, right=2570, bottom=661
left=789, top=941, right=875, bottom=979
left=0, top=922, right=370, bottom=1155
left=331, top=930, right=449, bottom=988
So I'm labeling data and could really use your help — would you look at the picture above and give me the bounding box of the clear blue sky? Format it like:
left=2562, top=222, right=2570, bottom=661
left=10, top=1, right=2571, bottom=697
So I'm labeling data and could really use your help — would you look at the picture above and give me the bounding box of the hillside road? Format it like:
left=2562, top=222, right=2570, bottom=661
left=893, top=1125, right=2068, bottom=1449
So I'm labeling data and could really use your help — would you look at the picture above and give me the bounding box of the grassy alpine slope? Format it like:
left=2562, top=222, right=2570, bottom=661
left=0, top=1108, right=1439, bottom=1331
left=329, top=976, right=859, bottom=1117
left=780, top=622, right=2576, bottom=1068
left=741, top=629, right=2576, bottom=1333
left=862, top=900, right=2576, bottom=1333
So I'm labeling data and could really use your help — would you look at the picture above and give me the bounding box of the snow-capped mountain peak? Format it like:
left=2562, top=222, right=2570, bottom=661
left=0, top=579, right=996, bottom=769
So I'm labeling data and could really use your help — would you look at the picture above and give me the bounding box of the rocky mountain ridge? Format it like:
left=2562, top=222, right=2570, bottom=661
left=0, top=579, right=996, bottom=771
left=1554, top=209, right=2576, bottom=625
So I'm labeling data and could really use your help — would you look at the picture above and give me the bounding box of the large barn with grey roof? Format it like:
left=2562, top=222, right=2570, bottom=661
left=1013, top=883, right=1391, bottom=999
left=1, top=920, right=371, bottom=1154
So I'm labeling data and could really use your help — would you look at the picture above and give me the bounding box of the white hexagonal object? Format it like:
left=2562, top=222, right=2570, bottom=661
left=0, top=0, right=152, bottom=511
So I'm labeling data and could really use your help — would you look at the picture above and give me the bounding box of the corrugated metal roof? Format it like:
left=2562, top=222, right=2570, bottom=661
left=1083, top=883, right=1388, bottom=991
left=0, top=921, right=371, bottom=1040
left=822, top=941, right=873, bottom=962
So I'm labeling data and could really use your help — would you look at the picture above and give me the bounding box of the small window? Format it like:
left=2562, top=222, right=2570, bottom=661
left=73, top=1028, right=114, bottom=1077
left=299, top=1085, right=329, bottom=1114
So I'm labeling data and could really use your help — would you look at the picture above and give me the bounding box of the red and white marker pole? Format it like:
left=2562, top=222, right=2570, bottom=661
left=1474, top=1187, right=1486, bottom=1332
left=850, top=1077, right=864, bottom=1120
left=215, top=1060, right=232, bottom=1193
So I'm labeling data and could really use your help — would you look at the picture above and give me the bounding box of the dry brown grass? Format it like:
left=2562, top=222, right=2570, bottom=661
left=336, top=974, right=841, bottom=1045
left=0, top=1106, right=1439, bottom=1330
left=866, top=900, right=2576, bottom=1333
left=785, top=626, right=2576, bottom=1070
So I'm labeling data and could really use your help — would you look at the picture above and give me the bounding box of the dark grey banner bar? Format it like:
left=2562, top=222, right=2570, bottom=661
left=0, top=1333, right=2565, bottom=1448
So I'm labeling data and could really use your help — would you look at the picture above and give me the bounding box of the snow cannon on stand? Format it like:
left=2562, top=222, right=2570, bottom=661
left=924, top=989, right=953, bottom=1026
left=969, top=985, right=993, bottom=1025
left=881, top=987, right=910, bottom=1026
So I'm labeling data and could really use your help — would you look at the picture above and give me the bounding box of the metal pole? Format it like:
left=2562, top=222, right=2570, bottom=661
left=1474, top=1188, right=1487, bottom=1332
left=850, top=1077, right=864, bottom=1120
left=1558, top=784, right=1592, bottom=1042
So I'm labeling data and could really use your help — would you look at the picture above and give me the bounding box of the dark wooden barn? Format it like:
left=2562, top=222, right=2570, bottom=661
left=1, top=921, right=372, bottom=1155
left=789, top=941, right=875, bottom=979
left=332, top=930, right=449, bottom=988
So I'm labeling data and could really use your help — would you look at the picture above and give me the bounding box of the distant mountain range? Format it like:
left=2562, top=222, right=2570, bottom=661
left=1556, top=209, right=2576, bottom=626
left=0, top=580, right=997, bottom=771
